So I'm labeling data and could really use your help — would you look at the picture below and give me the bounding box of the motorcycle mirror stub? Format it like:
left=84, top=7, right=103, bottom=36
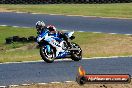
left=68, top=31, right=74, bottom=38
left=69, top=36, right=75, bottom=40
left=76, top=66, right=131, bottom=85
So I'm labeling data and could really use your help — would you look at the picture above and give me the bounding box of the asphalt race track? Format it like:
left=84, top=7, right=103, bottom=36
left=0, top=57, right=132, bottom=86
left=0, top=12, right=132, bottom=86
left=0, top=12, right=132, bottom=34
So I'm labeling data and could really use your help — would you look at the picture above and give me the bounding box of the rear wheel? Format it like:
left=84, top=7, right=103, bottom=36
left=71, top=42, right=82, bottom=61
left=40, top=45, right=55, bottom=63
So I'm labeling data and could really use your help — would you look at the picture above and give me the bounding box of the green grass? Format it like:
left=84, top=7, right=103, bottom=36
left=0, top=26, right=132, bottom=62
left=0, top=26, right=39, bottom=62
left=0, top=49, right=39, bottom=62
left=74, top=32, right=132, bottom=57
left=0, top=26, right=36, bottom=44
left=0, top=3, right=132, bottom=18
left=0, top=26, right=36, bottom=49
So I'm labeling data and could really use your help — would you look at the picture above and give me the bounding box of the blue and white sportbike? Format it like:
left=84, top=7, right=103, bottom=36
left=37, top=29, right=82, bottom=63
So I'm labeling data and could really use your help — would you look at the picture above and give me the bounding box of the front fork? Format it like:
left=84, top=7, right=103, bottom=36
left=45, top=45, right=51, bottom=53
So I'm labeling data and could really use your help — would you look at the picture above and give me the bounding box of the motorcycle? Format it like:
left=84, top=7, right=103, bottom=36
left=37, top=29, right=82, bottom=63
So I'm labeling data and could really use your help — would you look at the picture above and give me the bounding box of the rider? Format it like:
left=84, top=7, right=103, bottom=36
left=36, top=21, right=71, bottom=47
left=36, top=21, right=71, bottom=57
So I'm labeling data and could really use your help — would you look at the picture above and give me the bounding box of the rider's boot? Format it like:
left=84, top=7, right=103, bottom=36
left=66, top=40, right=72, bottom=49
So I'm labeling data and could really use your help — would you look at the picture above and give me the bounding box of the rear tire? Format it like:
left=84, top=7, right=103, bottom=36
left=40, top=46, right=55, bottom=63
left=71, top=42, right=82, bottom=61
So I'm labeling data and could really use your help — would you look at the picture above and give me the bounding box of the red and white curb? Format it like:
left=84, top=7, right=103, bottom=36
left=0, top=81, right=74, bottom=88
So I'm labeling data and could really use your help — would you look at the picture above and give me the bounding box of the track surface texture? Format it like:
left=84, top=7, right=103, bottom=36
left=0, top=12, right=132, bottom=86
left=0, top=57, right=132, bottom=86
left=0, top=12, right=132, bottom=34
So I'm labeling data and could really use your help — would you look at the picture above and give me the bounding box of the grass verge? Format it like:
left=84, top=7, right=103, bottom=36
left=0, top=3, right=132, bottom=18
left=0, top=26, right=132, bottom=62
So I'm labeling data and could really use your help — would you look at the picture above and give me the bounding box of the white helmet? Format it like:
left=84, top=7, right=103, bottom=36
left=36, top=21, right=45, bottom=32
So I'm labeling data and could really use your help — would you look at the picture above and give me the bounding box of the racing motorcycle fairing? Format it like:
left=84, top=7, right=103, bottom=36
left=37, top=29, right=82, bottom=63
left=37, top=29, right=68, bottom=57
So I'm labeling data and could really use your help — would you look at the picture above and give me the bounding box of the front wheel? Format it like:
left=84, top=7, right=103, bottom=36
left=71, top=42, right=82, bottom=61
left=40, top=45, right=55, bottom=63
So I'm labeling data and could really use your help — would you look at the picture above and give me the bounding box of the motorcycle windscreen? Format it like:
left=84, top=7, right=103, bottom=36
left=37, top=30, right=49, bottom=42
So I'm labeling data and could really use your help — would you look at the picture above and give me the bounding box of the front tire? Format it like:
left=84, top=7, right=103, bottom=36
left=71, top=43, right=82, bottom=61
left=40, top=46, right=55, bottom=63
